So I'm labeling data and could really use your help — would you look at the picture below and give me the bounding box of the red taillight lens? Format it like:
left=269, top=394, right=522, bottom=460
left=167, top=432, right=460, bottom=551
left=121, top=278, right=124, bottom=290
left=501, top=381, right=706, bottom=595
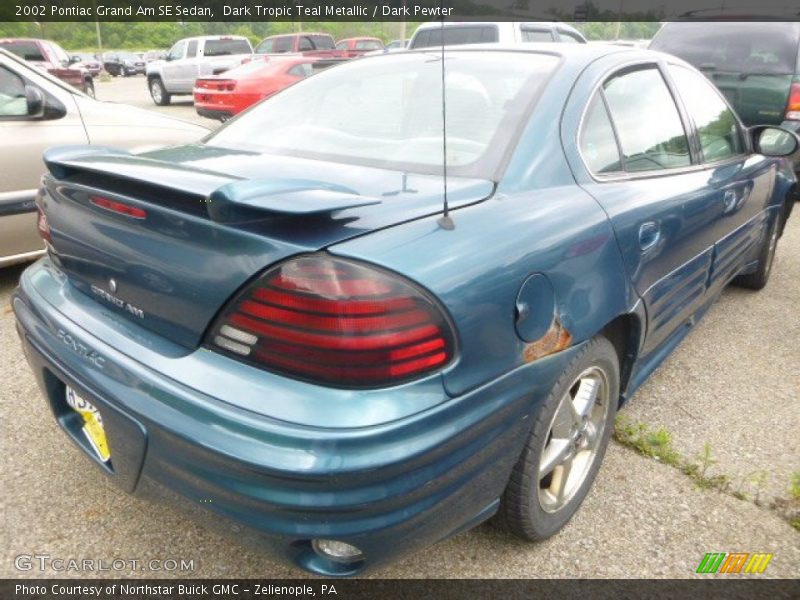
left=786, top=82, right=800, bottom=120
left=36, top=205, right=51, bottom=242
left=196, top=79, right=236, bottom=91
left=90, top=195, right=147, bottom=219
left=206, top=256, right=455, bottom=387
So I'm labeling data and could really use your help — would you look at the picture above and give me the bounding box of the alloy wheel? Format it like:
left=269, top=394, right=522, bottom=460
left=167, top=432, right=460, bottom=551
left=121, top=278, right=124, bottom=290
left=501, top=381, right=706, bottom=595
left=537, top=366, right=610, bottom=513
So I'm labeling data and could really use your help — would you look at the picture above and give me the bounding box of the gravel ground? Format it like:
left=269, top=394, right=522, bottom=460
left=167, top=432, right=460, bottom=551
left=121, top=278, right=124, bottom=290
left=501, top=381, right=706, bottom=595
left=0, top=82, right=798, bottom=577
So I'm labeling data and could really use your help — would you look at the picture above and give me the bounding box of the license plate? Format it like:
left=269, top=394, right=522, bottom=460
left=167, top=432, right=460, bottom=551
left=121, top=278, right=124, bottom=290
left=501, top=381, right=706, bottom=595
left=65, top=386, right=111, bottom=463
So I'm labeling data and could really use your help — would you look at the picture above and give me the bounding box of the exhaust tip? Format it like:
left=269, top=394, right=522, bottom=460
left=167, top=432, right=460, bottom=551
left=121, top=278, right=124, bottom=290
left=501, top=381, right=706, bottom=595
left=311, top=539, right=364, bottom=564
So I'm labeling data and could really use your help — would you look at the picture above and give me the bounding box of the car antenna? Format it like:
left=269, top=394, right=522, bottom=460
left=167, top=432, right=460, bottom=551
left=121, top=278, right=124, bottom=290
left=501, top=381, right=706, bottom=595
left=436, top=15, right=455, bottom=231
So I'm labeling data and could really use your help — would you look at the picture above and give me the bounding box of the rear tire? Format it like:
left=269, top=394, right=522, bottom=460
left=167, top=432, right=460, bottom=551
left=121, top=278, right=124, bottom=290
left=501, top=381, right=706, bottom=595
left=83, top=78, right=95, bottom=99
left=734, top=214, right=779, bottom=290
left=494, top=335, right=619, bottom=540
left=149, top=77, right=171, bottom=106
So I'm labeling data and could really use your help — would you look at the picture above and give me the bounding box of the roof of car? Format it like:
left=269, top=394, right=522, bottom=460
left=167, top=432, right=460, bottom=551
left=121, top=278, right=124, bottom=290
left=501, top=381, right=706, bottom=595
left=263, top=32, right=332, bottom=38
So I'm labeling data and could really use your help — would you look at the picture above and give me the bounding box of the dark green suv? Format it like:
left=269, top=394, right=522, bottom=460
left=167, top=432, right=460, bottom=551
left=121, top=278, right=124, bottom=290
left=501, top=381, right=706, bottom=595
left=651, top=21, right=800, bottom=229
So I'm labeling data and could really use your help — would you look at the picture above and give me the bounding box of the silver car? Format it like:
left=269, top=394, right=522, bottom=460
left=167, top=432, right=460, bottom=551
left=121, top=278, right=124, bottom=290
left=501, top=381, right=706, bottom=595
left=0, top=48, right=209, bottom=267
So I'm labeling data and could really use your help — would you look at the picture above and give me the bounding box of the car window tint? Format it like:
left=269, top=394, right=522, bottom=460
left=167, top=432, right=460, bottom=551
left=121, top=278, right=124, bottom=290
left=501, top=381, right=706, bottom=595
left=336, top=41, right=348, bottom=50
left=186, top=40, right=198, bottom=59
left=167, top=41, right=185, bottom=61
left=273, top=37, right=293, bottom=53
left=1, top=42, right=46, bottom=62
left=412, top=26, right=499, bottom=48
left=603, top=67, right=691, bottom=172
left=558, top=31, right=584, bottom=44
left=205, top=39, right=251, bottom=57
left=309, top=36, right=335, bottom=50
left=0, top=66, right=27, bottom=117
left=668, top=64, right=744, bottom=162
left=256, top=39, right=273, bottom=53
left=299, top=37, right=314, bottom=51
left=521, top=29, right=554, bottom=42
left=580, top=94, right=622, bottom=174
left=650, top=22, right=799, bottom=75
left=356, top=40, right=383, bottom=50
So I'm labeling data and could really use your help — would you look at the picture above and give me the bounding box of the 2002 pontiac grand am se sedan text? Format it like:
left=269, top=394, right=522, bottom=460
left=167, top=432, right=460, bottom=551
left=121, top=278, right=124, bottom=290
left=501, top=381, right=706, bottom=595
left=12, top=45, right=798, bottom=576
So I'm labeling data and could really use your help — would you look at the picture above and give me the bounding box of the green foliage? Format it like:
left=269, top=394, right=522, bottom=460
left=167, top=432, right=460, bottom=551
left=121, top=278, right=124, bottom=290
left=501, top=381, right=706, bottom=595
left=790, top=472, right=800, bottom=500
left=0, top=21, right=418, bottom=52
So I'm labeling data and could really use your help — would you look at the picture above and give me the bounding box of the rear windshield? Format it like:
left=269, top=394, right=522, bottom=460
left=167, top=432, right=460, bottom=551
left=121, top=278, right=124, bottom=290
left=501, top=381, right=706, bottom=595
left=207, top=51, right=558, bottom=177
left=410, top=26, right=499, bottom=49
left=204, top=39, right=251, bottom=57
left=651, top=22, right=800, bottom=75
left=1, top=41, right=45, bottom=62
left=356, top=40, right=384, bottom=51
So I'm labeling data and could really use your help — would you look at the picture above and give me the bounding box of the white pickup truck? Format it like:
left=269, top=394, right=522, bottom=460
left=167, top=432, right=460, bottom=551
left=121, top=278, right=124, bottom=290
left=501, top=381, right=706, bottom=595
left=146, top=35, right=253, bottom=105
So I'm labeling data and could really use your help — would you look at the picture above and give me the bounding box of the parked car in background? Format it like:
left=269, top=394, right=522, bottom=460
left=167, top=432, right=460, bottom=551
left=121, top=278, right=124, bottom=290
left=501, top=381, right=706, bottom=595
left=70, top=52, right=102, bottom=77
left=147, top=35, right=253, bottom=106
left=144, top=49, right=166, bottom=63
left=408, top=21, right=586, bottom=49
left=650, top=21, right=800, bottom=232
left=15, top=45, right=797, bottom=576
left=0, top=47, right=208, bottom=267
left=102, top=51, right=146, bottom=77
left=254, top=32, right=346, bottom=58
left=194, top=55, right=344, bottom=121
left=335, top=37, right=384, bottom=57
left=0, top=38, right=94, bottom=97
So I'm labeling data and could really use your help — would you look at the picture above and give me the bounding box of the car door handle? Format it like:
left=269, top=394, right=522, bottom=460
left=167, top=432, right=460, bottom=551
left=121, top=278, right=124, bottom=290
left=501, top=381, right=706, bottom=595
left=638, top=221, right=661, bottom=252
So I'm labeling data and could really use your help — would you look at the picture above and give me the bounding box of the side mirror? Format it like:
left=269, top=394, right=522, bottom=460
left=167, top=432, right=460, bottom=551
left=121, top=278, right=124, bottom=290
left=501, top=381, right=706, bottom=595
left=25, top=85, right=44, bottom=117
left=752, top=126, right=800, bottom=157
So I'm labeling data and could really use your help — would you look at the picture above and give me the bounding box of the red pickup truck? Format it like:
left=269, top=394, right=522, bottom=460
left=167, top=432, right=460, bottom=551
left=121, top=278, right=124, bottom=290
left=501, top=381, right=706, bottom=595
left=0, top=38, right=94, bottom=97
left=253, top=32, right=347, bottom=58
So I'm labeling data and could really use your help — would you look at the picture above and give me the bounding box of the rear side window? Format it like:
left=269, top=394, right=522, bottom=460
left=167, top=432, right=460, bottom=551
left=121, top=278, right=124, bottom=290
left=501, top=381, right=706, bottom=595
left=521, top=28, right=554, bottom=43
left=204, top=39, right=251, bottom=57
left=650, top=23, right=800, bottom=75
left=668, top=64, right=744, bottom=162
left=272, top=37, right=293, bottom=53
left=411, top=26, right=499, bottom=49
left=603, top=67, right=691, bottom=172
left=580, top=94, right=622, bottom=174
left=308, top=36, right=335, bottom=50
left=335, top=41, right=348, bottom=50
left=558, top=30, right=585, bottom=44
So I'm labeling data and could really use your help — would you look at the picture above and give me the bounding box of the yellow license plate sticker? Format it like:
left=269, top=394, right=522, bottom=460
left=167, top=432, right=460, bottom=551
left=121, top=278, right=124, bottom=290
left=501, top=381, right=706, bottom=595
left=65, top=386, right=110, bottom=463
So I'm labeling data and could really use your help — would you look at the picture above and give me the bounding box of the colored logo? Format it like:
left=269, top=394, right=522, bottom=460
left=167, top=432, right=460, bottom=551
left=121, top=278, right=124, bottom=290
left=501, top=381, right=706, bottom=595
left=696, top=552, right=773, bottom=574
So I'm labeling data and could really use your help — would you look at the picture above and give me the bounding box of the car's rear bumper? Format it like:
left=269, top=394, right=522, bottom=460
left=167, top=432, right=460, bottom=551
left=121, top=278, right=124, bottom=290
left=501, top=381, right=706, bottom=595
left=194, top=105, right=234, bottom=121
left=12, top=258, right=578, bottom=575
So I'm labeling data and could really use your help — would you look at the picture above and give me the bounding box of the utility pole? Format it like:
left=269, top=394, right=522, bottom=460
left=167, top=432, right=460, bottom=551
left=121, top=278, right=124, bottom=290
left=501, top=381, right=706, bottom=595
left=95, top=20, right=103, bottom=54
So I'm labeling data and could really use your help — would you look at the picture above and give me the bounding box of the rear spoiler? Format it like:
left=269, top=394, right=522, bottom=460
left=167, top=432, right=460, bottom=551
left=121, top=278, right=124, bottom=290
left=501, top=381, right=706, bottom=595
left=43, top=146, right=382, bottom=222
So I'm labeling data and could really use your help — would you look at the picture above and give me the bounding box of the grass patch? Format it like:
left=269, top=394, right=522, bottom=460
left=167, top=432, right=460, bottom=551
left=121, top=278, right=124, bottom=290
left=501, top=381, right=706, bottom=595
left=614, top=416, right=800, bottom=531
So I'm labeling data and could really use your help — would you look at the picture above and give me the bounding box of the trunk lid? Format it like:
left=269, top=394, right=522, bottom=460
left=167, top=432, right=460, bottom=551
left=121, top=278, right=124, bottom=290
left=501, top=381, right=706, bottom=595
left=41, top=144, right=494, bottom=349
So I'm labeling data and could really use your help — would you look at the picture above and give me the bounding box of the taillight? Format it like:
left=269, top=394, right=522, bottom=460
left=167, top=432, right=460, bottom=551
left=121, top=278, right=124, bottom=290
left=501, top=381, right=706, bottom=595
left=206, top=255, right=455, bottom=387
left=196, top=79, right=236, bottom=91
left=36, top=205, right=51, bottom=242
left=90, top=195, right=147, bottom=219
left=786, top=82, right=800, bottom=120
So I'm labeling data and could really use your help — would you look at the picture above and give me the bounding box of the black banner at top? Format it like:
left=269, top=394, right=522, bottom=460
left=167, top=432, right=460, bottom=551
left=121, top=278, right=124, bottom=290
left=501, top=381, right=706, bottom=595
left=3, top=0, right=800, bottom=22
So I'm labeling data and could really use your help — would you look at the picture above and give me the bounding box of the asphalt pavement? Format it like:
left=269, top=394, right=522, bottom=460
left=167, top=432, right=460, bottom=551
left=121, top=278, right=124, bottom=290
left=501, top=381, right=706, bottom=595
left=1, top=78, right=798, bottom=578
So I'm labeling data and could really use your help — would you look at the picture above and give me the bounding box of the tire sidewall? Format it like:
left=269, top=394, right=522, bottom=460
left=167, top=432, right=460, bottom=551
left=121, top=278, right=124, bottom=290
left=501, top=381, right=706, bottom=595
left=508, top=337, right=620, bottom=539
